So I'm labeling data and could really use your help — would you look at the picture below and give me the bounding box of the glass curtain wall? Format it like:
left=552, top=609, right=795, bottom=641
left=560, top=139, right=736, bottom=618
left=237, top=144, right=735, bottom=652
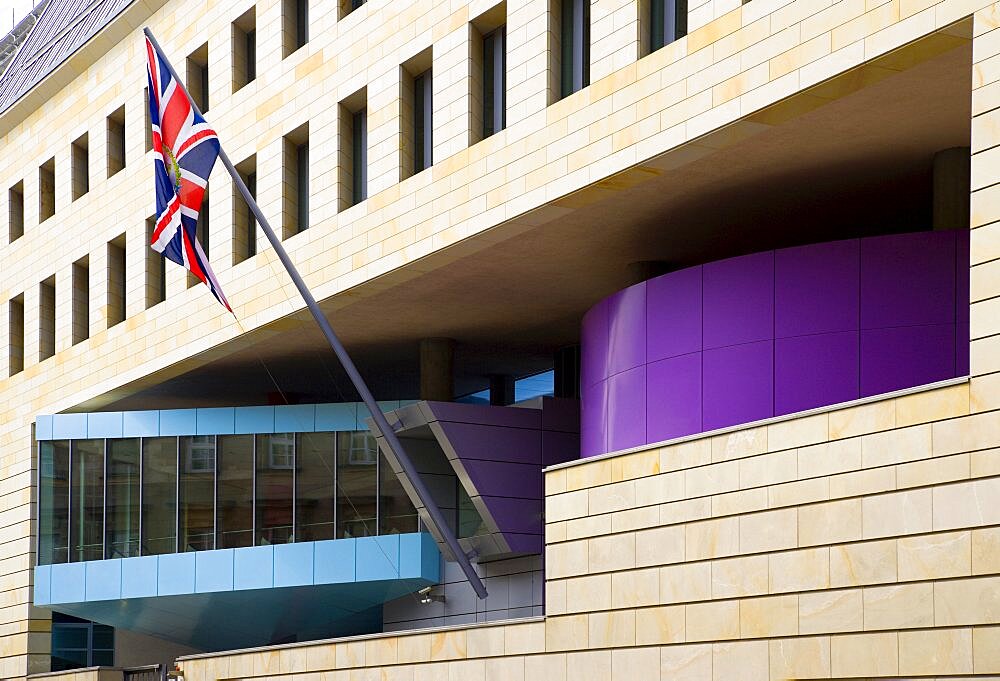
left=38, top=430, right=418, bottom=564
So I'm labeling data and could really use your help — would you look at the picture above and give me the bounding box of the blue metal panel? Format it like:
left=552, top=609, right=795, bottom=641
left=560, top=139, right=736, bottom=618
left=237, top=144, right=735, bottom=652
left=315, top=403, right=357, bottom=431
left=314, top=538, right=355, bottom=584
left=196, top=408, right=235, bottom=435
left=34, top=565, right=51, bottom=605
left=121, top=555, right=158, bottom=598
left=159, top=409, right=197, bottom=436
left=356, top=401, right=400, bottom=430
left=52, top=413, right=88, bottom=439
left=273, top=542, right=314, bottom=587
left=35, top=415, right=53, bottom=441
left=399, top=532, right=440, bottom=581
left=123, top=410, right=159, bottom=437
left=356, top=535, right=400, bottom=581
left=85, top=559, right=122, bottom=601
left=195, top=549, right=234, bottom=593
left=234, top=545, right=273, bottom=590
left=50, top=563, right=86, bottom=602
left=274, top=404, right=315, bottom=432
left=157, top=553, right=196, bottom=595
left=235, top=406, right=275, bottom=434
left=87, top=412, right=123, bottom=439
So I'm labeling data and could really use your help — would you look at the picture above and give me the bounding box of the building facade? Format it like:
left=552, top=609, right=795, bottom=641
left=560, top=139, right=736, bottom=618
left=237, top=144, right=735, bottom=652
left=0, top=0, right=999, bottom=679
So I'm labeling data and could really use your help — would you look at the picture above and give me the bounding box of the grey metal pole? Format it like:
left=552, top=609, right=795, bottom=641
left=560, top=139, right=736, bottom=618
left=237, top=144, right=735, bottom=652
left=143, top=27, right=486, bottom=598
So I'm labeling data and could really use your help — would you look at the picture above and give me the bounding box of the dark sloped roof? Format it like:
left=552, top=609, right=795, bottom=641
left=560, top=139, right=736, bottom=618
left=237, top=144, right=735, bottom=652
left=0, top=0, right=133, bottom=115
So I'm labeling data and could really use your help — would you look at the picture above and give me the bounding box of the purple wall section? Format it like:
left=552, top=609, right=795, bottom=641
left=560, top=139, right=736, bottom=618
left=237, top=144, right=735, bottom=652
left=581, top=231, right=971, bottom=458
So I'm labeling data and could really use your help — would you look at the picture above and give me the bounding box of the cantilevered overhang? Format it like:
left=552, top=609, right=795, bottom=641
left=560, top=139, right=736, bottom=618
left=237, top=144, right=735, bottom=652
left=34, top=534, right=439, bottom=651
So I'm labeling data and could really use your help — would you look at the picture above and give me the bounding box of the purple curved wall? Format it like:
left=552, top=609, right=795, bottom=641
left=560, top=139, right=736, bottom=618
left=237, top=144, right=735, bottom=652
left=581, top=231, right=970, bottom=458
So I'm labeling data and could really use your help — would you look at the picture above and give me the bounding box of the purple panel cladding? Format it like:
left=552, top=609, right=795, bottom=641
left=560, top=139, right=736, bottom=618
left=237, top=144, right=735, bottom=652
left=580, top=230, right=970, bottom=458
left=433, top=422, right=542, bottom=465
left=703, top=250, right=774, bottom=349
left=646, top=266, right=702, bottom=362
left=646, top=353, right=701, bottom=443
left=703, top=341, right=773, bottom=431
left=608, top=366, right=646, bottom=451
left=775, top=239, right=859, bottom=336
left=608, top=283, right=647, bottom=375
left=774, top=332, right=859, bottom=416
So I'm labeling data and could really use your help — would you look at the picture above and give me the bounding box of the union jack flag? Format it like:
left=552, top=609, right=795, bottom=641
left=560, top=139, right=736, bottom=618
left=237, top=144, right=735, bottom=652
left=145, top=36, right=231, bottom=311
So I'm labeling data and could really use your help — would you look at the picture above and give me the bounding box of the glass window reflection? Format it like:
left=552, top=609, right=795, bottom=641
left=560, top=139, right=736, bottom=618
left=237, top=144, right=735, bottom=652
left=217, top=435, right=253, bottom=549
left=179, top=436, right=215, bottom=551
left=141, top=437, right=177, bottom=555
left=105, top=439, right=140, bottom=558
left=296, top=432, right=335, bottom=542
left=39, top=441, right=69, bottom=565
left=337, top=432, right=377, bottom=538
left=256, top=433, right=294, bottom=544
left=379, top=451, right=417, bottom=534
left=70, top=440, right=104, bottom=562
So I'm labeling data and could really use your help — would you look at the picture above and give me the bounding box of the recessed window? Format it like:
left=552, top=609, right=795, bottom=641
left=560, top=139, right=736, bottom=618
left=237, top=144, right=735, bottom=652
left=482, top=25, right=506, bottom=138
left=648, top=0, right=687, bottom=52
left=72, top=257, right=89, bottom=345
left=233, top=8, right=256, bottom=92
left=413, top=70, right=433, bottom=174
left=50, top=614, right=114, bottom=671
left=187, top=43, right=209, bottom=112
left=146, top=216, right=165, bottom=307
left=558, top=0, right=590, bottom=99
left=283, top=0, right=308, bottom=57
left=38, top=158, right=55, bottom=222
left=338, top=88, right=367, bottom=209
left=8, top=294, right=23, bottom=376
left=8, top=181, right=23, bottom=242
left=71, top=134, right=89, bottom=200
left=107, top=235, right=126, bottom=327
left=340, top=0, right=365, bottom=18
left=283, top=123, right=309, bottom=237
left=233, top=156, right=257, bottom=263
left=39, top=276, right=55, bottom=361
left=106, top=106, right=126, bottom=177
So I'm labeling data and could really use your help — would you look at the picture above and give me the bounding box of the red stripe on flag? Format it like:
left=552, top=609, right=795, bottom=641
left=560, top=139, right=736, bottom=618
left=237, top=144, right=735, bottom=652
left=152, top=196, right=181, bottom=244
left=183, top=230, right=207, bottom=284
left=174, top=129, right=216, bottom=159
left=160, top=89, right=190, bottom=152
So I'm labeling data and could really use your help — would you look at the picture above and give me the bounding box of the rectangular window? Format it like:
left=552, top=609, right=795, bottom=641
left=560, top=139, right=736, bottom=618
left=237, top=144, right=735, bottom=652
left=105, top=439, right=140, bottom=559
left=233, top=8, right=256, bottom=92
left=282, top=124, right=309, bottom=237
left=106, top=106, right=126, bottom=177
left=352, top=109, right=367, bottom=205
left=146, top=217, right=165, bottom=307
left=179, top=436, right=215, bottom=552
left=38, top=440, right=69, bottom=565
left=39, top=276, right=55, bottom=361
left=559, top=0, right=590, bottom=99
left=51, top=615, right=114, bottom=671
left=483, top=26, right=506, bottom=139
left=39, top=158, right=55, bottom=222
left=413, top=69, right=433, bottom=174
left=379, top=451, right=417, bottom=534
left=9, top=181, right=24, bottom=242
left=217, top=435, right=253, bottom=549
left=233, top=156, right=257, bottom=263
left=337, top=88, right=367, bottom=210
left=649, top=0, right=687, bottom=52
left=71, top=134, right=89, bottom=200
left=72, top=257, right=89, bottom=345
left=337, top=431, right=377, bottom=538
left=8, top=294, right=23, bottom=375
left=187, top=43, right=209, bottom=112
left=141, top=437, right=177, bottom=555
left=107, top=236, right=126, bottom=327
left=256, top=433, right=294, bottom=544
left=296, top=432, right=335, bottom=542
left=341, top=0, right=365, bottom=17
left=70, top=440, right=104, bottom=563
left=283, top=0, right=308, bottom=56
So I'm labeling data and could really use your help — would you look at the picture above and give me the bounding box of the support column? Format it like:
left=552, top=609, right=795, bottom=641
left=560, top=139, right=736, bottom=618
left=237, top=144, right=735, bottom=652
left=554, top=345, right=580, bottom=399
left=933, top=147, right=971, bottom=231
left=420, top=338, right=454, bottom=401
left=489, top=374, right=515, bottom=406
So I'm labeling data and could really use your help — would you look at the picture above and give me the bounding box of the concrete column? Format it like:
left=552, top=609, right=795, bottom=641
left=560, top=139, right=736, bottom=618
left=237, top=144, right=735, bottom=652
left=420, top=338, right=454, bottom=401
left=489, top=374, right=515, bottom=406
left=933, top=147, right=971, bottom=231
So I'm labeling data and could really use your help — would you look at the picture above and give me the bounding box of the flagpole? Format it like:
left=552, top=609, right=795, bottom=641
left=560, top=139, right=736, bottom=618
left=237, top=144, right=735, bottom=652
left=143, top=27, right=487, bottom=599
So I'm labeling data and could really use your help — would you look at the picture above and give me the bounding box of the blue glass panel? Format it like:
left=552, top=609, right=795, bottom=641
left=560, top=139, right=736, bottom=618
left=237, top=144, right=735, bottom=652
left=157, top=553, right=196, bottom=595
left=195, top=549, right=234, bottom=593
left=159, top=409, right=197, bottom=436
left=122, top=410, right=159, bottom=437
left=50, top=563, right=86, bottom=602
left=273, top=542, right=313, bottom=587
left=315, top=403, right=356, bottom=431
left=87, top=412, right=123, bottom=439
left=234, top=406, right=274, bottom=434
left=196, top=408, right=235, bottom=435
left=35, top=415, right=53, bottom=440
left=34, top=565, right=51, bottom=605
left=52, top=413, right=87, bottom=439
left=274, top=404, right=315, bottom=432
left=356, top=535, right=400, bottom=581
left=85, top=559, right=122, bottom=601
left=314, top=538, right=355, bottom=584
left=121, top=555, right=158, bottom=598
left=399, top=532, right=440, bottom=581
left=233, top=545, right=273, bottom=590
